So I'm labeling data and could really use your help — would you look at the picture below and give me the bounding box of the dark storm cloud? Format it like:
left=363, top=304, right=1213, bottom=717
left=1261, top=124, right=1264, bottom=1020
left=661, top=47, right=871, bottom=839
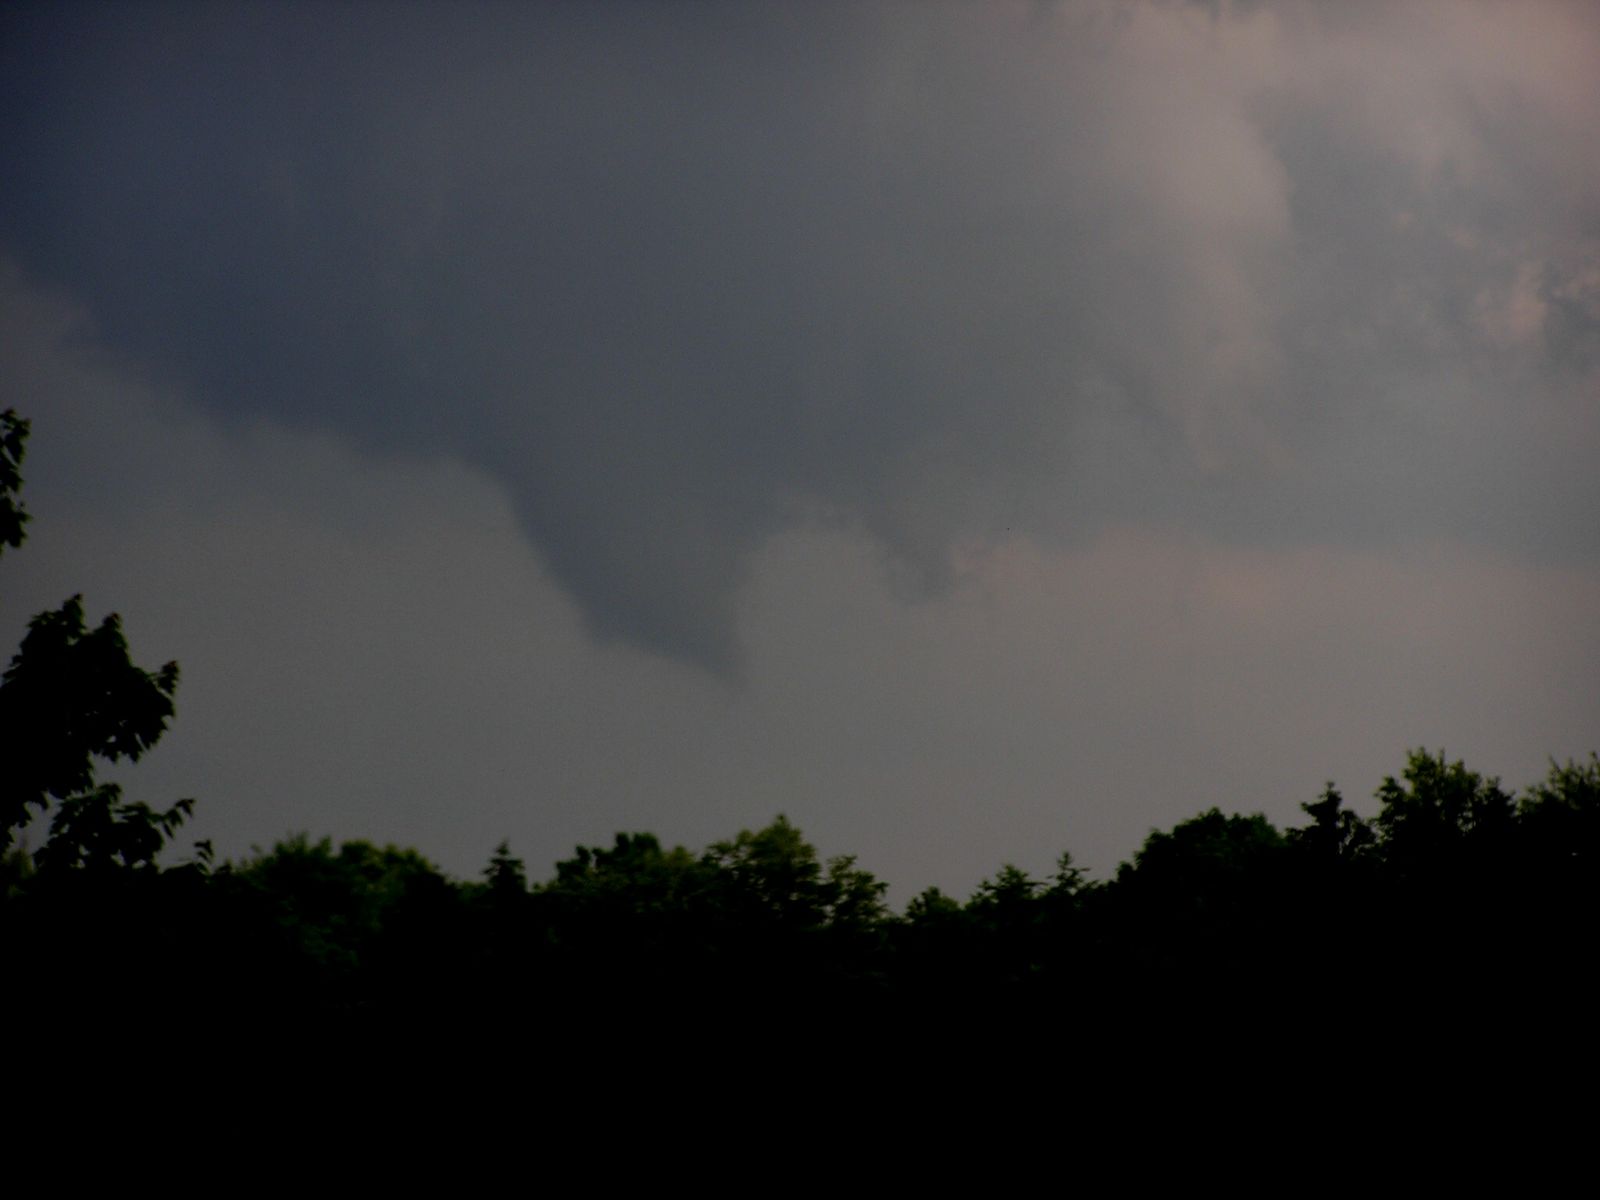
left=4, top=0, right=1598, bottom=668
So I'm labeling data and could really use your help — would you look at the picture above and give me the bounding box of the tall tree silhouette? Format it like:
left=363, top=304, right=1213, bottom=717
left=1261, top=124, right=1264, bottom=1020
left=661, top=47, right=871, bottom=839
left=0, top=410, right=191, bottom=862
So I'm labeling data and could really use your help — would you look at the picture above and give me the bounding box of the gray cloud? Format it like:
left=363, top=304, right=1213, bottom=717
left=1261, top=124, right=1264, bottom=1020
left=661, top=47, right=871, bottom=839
left=4, top=0, right=1598, bottom=676
left=2, top=262, right=1597, bottom=896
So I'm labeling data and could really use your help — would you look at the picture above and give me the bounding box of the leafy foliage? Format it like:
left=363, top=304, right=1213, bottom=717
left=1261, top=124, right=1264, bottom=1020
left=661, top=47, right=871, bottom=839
left=6, top=741, right=1597, bottom=1032
left=33, top=787, right=195, bottom=874
left=1, top=596, right=182, bottom=851
left=0, top=411, right=190, bottom=861
left=0, top=408, right=29, bottom=554
left=1372, top=748, right=1515, bottom=863
left=0, top=407, right=202, bottom=1026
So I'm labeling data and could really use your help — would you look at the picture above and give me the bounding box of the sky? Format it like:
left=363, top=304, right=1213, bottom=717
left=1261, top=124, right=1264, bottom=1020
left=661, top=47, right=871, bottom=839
left=2, top=0, right=1597, bottom=901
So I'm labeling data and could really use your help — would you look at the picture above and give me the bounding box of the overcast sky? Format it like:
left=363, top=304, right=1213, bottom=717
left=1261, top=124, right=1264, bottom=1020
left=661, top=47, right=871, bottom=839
left=3, top=0, right=1597, bottom=900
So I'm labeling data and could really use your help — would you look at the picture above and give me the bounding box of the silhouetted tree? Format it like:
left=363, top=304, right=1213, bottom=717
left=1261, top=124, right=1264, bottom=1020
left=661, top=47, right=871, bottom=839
left=0, top=409, right=29, bottom=554
left=0, top=409, right=200, bottom=1020
left=0, top=410, right=189, bottom=859
left=1372, top=749, right=1515, bottom=866
left=1505, top=754, right=1600, bottom=994
left=212, top=834, right=463, bottom=1017
left=483, top=839, right=529, bottom=898
left=1291, top=783, right=1374, bottom=865
left=1102, top=807, right=1291, bottom=1004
